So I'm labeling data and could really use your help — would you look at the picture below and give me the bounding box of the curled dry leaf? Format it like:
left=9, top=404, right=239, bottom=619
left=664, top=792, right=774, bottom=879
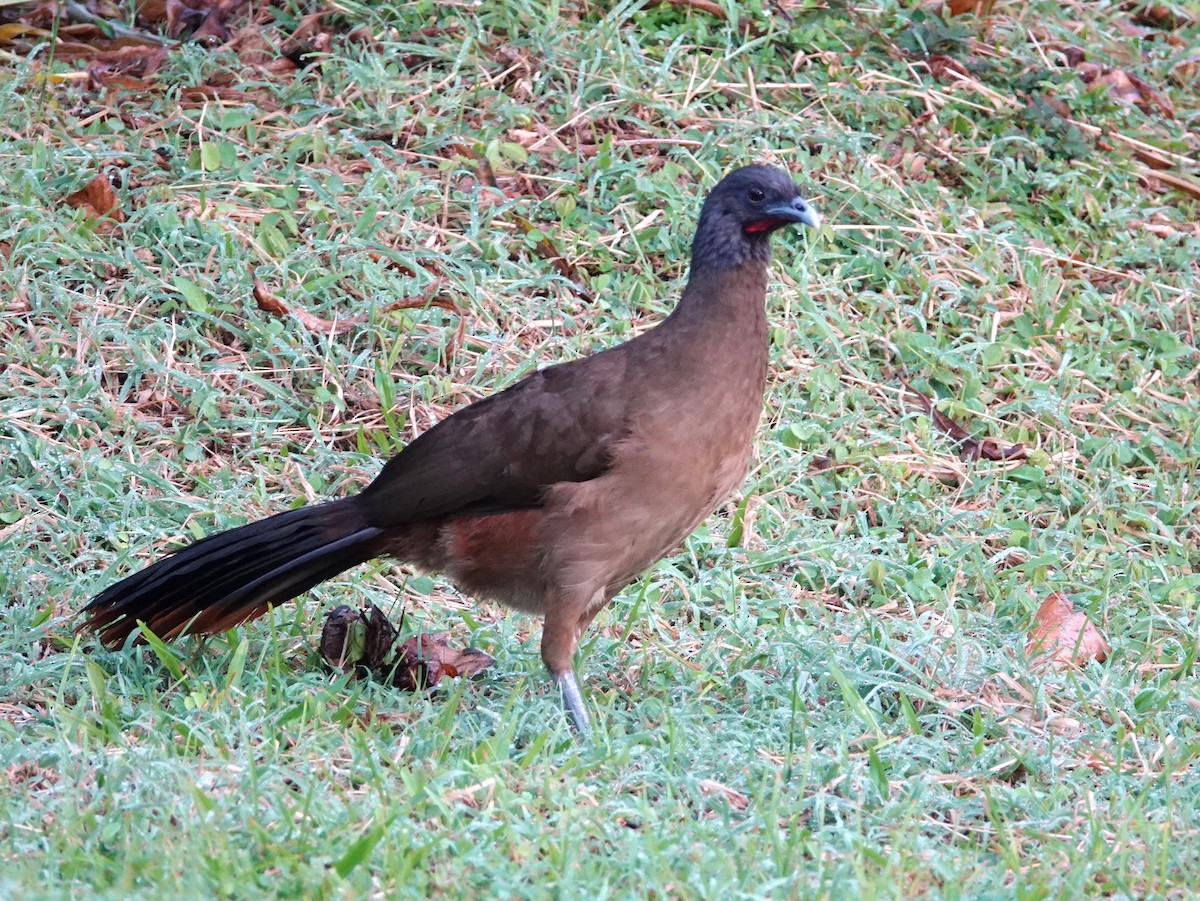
left=1026, top=592, right=1110, bottom=670
left=253, top=278, right=463, bottom=338
left=1172, top=55, right=1200, bottom=86
left=394, top=634, right=495, bottom=691
left=253, top=279, right=362, bottom=335
left=181, top=84, right=281, bottom=110
left=279, top=11, right=334, bottom=68
left=941, top=0, right=996, bottom=15
left=1129, top=2, right=1194, bottom=30
left=62, top=175, right=125, bottom=231
left=697, top=778, right=750, bottom=810
left=1137, top=169, right=1200, bottom=202
left=443, top=778, right=497, bottom=809
left=901, top=378, right=1026, bottom=462
left=320, top=603, right=494, bottom=691
left=1067, top=48, right=1176, bottom=118
left=648, top=0, right=727, bottom=18
left=85, top=44, right=168, bottom=89
left=166, top=0, right=242, bottom=43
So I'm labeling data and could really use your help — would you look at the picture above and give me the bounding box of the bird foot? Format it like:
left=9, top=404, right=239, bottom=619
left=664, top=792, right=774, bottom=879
left=553, top=670, right=591, bottom=739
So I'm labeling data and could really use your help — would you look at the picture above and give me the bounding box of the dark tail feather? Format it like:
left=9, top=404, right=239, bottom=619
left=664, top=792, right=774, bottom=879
left=79, top=499, right=383, bottom=647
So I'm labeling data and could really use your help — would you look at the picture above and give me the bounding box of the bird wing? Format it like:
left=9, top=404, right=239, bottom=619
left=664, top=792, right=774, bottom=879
left=355, top=346, right=634, bottom=526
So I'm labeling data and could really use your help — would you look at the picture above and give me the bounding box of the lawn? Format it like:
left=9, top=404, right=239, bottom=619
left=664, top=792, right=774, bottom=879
left=2, top=0, right=1198, bottom=897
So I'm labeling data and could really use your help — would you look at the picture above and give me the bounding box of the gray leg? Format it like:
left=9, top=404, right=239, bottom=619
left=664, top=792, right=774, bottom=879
left=553, top=670, right=591, bottom=739
left=543, top=587, right=609, bottom=739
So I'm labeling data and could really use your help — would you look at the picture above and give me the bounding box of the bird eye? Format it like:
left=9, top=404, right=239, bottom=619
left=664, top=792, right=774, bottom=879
left=747, top=187, right=766, bottom=203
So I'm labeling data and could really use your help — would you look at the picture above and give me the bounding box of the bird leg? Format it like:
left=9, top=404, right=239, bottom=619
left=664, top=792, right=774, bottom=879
left=542, top=590, right=606, bottom=738
left=553, top=669, right=591, bottom=738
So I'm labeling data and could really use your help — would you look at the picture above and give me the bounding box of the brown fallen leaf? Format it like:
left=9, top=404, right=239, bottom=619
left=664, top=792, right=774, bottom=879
left=166, top=0, right=208, bottom=36
left=253, top=279, right=364, bottom=335
left=320, top=603, right=493, bottom=690
left=166, top=0, right=244, bottom=43
left=62, top=175, right=125, bottom=230
left=1068, top=48, right=1176, bottom=118
left=648, top=0, right=727, bottom=17
left=1137, top=168, right=1200, bottom=202
left=1026, top=592, right=1110, bottom=670
left=380, top=293, right=463, bottom=317
left=1172, top=55, right=1200, bottom=86
left=942, top=0, right=996, bottom=15
left=1125, top=141, right=1177, bottom=171
left=254, top=278, right=463, bottom=337
left=444, top=778, right=497, bottom=809
left=86, top=44, right=169, bottom=91
left=251, top=279, right=289, bottom=315
left=279, top=11, right=333, bottom=68
left=901, top=378, right=1026, bottom=462
left=697, top=778, right=750, bottom=810
left=1129, top=2, right=1193, bottom=30
left=394, top=633, right=495, bottom=691
left=925, top=54, right=970, bottom=81
left=136, top=0, right=169, bottom=23
left=180, top=84, right=281, bottom=110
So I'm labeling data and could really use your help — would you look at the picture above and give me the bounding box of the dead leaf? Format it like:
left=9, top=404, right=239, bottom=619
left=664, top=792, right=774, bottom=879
left=254, top=278, right=462, bottom=337
left=166, top=0, right=242, bottom=44
left=1026, top=592, right=1110, bottom=670
left=1068, top=48, right=1176, bottom=118
left=345, top=25, right=377, bottom=47
left=320, top=603, right=494, bottom=690
left=393, top=633, right=495, bottom=690
left=647, top=0, right=727, bottom=17
left=180, top=84, right=281, bottom=110
left=166, top=0, right=207, bottom=36
left=85, top=44, right=168, bottom=89
left=901, top=378, right=1026, bottom=461
left=136, top=0, right=169, bottom=23
left=0, top=23, right=52, bottom=45
left=1137, top=168, right=1200, bottom=202
left=697, top=778, right=750, bottom=810
left=379, top=293, right=462, bottom=317
left=925, top=54, right=970, bottom=81
left=942, top=0, right=996, bottom=15
left=444, top=778, right=497, bottom=809
left=253, top=279, right=363, bottom=335
left=251, top=279, right=288, bottom=314
left=279, top=11, right=333, bottom=68
left=1126, top=142, right=1177, bottom=171
left=62, top=174, right=125, bottom=229
left=1129, top=2, right=1193, bottom=30
left=1172, top=55, right=1200, bottom=85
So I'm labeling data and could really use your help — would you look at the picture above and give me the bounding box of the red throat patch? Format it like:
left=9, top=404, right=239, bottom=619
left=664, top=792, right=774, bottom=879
left=744, top=219, right=782, bottom=235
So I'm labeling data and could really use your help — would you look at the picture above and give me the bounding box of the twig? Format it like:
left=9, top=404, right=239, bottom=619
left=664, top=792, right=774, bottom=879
left=61, top=1, right=171, bottom=46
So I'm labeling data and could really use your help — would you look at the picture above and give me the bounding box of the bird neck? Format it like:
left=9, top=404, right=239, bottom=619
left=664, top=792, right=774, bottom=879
left=691, top=209, right=775, bottom=270
left=671, top=260, right=770, bottom=325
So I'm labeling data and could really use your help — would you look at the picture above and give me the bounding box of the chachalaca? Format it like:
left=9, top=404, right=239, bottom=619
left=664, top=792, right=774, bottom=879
left=80, top=165, right=820, bottom=735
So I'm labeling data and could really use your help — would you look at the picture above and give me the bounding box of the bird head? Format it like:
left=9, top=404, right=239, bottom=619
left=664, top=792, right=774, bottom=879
left=691, top=165, right=820, bottom=270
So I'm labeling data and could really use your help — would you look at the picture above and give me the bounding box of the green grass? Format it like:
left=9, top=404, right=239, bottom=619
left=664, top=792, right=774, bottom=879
left=2, top=0, right=1199, bottom=896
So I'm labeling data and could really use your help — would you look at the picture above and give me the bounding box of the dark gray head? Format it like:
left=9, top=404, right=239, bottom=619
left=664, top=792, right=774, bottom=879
left=691, top=165, right=820, bottom=270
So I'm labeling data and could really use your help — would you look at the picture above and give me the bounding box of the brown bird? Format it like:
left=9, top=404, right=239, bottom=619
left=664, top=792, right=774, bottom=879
left=80, top=165, right=820, bottom=735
